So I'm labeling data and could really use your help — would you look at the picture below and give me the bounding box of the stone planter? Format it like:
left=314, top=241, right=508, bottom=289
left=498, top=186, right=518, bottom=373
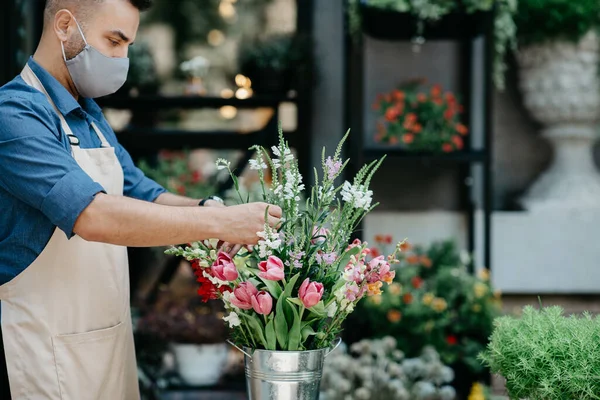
left=172, top=342, right=229, bottom=386
left=517, top=31, right=600, bottom=211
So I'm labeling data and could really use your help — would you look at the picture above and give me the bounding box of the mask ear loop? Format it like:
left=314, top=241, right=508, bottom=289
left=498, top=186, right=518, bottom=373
left=61, top=16, right=88, bottom=62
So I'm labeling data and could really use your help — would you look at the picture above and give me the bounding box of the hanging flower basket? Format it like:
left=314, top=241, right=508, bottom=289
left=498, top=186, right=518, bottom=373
left=359, top=4, right=492, bottom=41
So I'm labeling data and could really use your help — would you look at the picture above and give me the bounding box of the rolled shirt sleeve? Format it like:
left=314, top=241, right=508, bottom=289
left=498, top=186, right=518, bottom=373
left=0, top=96, right=105, bottom=237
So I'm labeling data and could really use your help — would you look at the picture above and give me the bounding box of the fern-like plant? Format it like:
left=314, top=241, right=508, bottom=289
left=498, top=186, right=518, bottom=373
left=479, top=305, right=600, bottom=400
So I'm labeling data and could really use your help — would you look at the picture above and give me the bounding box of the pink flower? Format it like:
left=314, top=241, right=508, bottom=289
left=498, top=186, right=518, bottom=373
left=230, top=282, right=258, bottom=310
left=344, top=282, right=360, bottom=302
left=325, top=157, right=343, bottom=180
left=311, top=227, right=330, bottom=245
left=346, top=238, right=363, bottom=251
left=211, top=251, right=238, bottom=281
left=258, top=255, right=285, bottom=281
left=298, top=278, right=324, bottom=308
left=251, top=291, right=273, bottom=315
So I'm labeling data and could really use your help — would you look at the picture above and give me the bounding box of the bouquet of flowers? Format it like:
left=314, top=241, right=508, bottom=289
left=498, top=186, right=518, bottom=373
left=373, top=81, right=469, bottom=153
left=166, top=127, right=406, bottom=351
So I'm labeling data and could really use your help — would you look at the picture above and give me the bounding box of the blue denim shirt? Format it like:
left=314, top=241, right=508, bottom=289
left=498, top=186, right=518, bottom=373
left=0, top=57, right=166, bottom=285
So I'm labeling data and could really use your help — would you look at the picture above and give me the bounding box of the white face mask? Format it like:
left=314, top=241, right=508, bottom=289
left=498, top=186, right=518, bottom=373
left=61, top=17, right=130, bottom=98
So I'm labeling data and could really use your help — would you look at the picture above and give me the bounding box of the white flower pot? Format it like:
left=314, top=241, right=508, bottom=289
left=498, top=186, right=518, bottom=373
left=172, top=343, right=229, bottom=386
left=516, top=31, right=600, bottom=210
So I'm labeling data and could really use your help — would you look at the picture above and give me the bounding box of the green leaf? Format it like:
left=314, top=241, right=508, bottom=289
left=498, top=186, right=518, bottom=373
left=337, top=246, right=361, bottom=272
left=274, top=294, right=289, bottom=349
left=287, top=297, right=304, bottom=308
left=288, top=304, right=302, bottom=351
left=301, top=325, right=317, bottom=342
left=260, top=278, right=282, bottom=299
left=265, top=316, right=276, bottom=350
left=282, top=274, right=301, bottom=325
left=308, top=301, right=326, bottom=317
left=243, top=313, right=268, bottom=349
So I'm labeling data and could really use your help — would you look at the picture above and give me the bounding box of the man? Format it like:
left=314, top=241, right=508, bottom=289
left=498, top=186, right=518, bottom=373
left=0, top=0, right=282, bottom=398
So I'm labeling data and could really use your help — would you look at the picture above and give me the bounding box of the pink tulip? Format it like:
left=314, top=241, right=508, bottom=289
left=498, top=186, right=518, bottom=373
left=298, top=278, right=324, bottom=308
left=258, top=255, right=285, bottom=281
left=230, top=282, right=258, bottom=310
left=251, top=291, right=273, bottom=315
left=211, top=251, right=238, bottom=281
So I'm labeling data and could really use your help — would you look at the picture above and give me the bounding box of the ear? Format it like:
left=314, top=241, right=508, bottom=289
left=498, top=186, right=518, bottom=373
left=53, top=9, right=75, bottom=42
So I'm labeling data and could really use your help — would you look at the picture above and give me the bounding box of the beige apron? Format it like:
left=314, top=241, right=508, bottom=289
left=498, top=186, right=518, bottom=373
left=0, top=65, right=140, bottom=400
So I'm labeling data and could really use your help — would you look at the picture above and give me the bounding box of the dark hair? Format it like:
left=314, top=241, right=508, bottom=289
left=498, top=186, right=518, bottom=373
left=129, top=0, right=152, bottom=11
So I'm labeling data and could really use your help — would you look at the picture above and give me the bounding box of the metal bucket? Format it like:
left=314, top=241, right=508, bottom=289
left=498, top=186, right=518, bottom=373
left=228, top=339, right=340, bottom=400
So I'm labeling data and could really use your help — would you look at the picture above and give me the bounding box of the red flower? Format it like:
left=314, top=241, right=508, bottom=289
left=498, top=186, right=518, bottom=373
left=402, top=133, right=414, bottom=144
left=451, top=135, right=464, bottom=150
left=456, top=123, right=469, bottom=136
left=383, top=235, right=393, bottom=244
left=411, top=276, right=423, bottom=289
left=370, top=248, right=381, bottom=257
left=417, top=93, right=427, bottom=103
left=176, top=185, right=186, bottom=195
left=389, top=136, right=399, bottom=145
left=446, top=335, right=458, bottom=345
left=442, top=143, right=453, bottom=153
left=191, top=171, right=202, bottom=183
left=444, top=108, right=454, bottom=120
left=431, top=84, right=442, bottom=98
left=196, top=274, right=220, bottom=302
left=403, top=293, right=413, bottom=304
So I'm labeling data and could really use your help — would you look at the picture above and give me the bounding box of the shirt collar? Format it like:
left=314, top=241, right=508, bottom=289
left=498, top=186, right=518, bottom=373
left=26, top=57, right=103, bottom=120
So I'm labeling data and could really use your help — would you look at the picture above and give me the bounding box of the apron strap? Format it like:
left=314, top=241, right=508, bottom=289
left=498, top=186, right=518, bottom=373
left=20, top=65, right=110, bottom=150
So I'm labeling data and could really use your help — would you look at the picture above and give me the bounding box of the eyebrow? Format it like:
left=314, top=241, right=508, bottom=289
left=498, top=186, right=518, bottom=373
left=109, top=30, right=132, bottom=44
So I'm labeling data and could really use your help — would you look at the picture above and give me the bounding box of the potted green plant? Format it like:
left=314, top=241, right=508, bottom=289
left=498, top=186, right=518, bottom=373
left=345, top=238, right=502, bottom=398
left=347, top=0, right=518, bottom=89
left=479, top=304, right=600, bottom=399
left=238, top=33, right=313, bottom=96
left=512, top=0, right=600, bottom=211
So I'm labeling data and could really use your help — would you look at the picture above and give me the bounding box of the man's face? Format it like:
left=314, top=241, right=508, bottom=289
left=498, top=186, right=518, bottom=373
left=63, top=0, right=139, bottom=60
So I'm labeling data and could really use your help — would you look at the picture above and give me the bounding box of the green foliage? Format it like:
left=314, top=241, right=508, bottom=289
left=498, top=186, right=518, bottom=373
left=348, top=240, right=501, bottom=379
left=347, top=0, right=518, bottom=90
left=479, top=305, right=600, bottom=400
left=514, top=0, right=600, bottom=46
left=138, top=150, right=218, bottom=200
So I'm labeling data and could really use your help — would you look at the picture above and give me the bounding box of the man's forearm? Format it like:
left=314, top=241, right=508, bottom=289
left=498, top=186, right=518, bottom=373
left=73, top=192, right=222, bottom=247
left=154, top=192, right=201, bottom=207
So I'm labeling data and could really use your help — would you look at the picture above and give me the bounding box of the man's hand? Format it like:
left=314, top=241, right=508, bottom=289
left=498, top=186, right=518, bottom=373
left=213, top=202, right=282, bottom=246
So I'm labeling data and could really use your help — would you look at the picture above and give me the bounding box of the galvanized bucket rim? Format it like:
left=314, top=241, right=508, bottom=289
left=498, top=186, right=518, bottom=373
left=227, top=337, right=341, bottom=360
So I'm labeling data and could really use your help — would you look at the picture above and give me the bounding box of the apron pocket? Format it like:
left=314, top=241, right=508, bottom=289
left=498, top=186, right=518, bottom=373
left=52, top=322, right=127, bottom=400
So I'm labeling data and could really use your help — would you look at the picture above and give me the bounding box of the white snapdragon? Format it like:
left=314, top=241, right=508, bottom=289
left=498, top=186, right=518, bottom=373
left=215, top=158, right=231, bottom=171
left=341, top=181, right=373, bottom=210
left=283, top=170, right=304, bottom=201
left=249, top=158, right=267, bottom=170
left=257, top=227, right=282, bottom=258
left=223, top=311, right=241, bottom=328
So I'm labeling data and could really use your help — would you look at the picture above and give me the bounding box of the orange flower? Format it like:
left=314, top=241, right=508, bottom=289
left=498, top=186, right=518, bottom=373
left=403, top=293, right=413, bottom=304
left=374, top=234, right=384, bottom=243
left=420, top=256, right=432, bottom=268
left=406, top=255, right=420, bottom=264
left=382, top=270, right=395, bottom=284
left=451, top=135, right=464, bottom=150
left=444, top=92, right=456, bottom=103
left=399, top=241, right=411, bottom=252
left=417, top=93, right=427, bottom=103
left=412, top=123, right=423, bottom=134
left=389, top=136, right=399, bottom=145
left=442, top=143, right=453, bottom=153
left=431, top=84, right=442, bottom=98
left=444, top=109, right=454, bottom=120
left=411, top=276, right=423, bottom=289
left=456, top=123, right=469, bottom=135
left=402, top=134, right=414, bottom=144
left=387, top=309, right=402, bottom=323
left=367, top=281, right=383, bottom=296
left=392, top=90, right=405, bottom=101
left=385, top=106, right=400, bottom=122
left=405, top=113, right=417, bottom=123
